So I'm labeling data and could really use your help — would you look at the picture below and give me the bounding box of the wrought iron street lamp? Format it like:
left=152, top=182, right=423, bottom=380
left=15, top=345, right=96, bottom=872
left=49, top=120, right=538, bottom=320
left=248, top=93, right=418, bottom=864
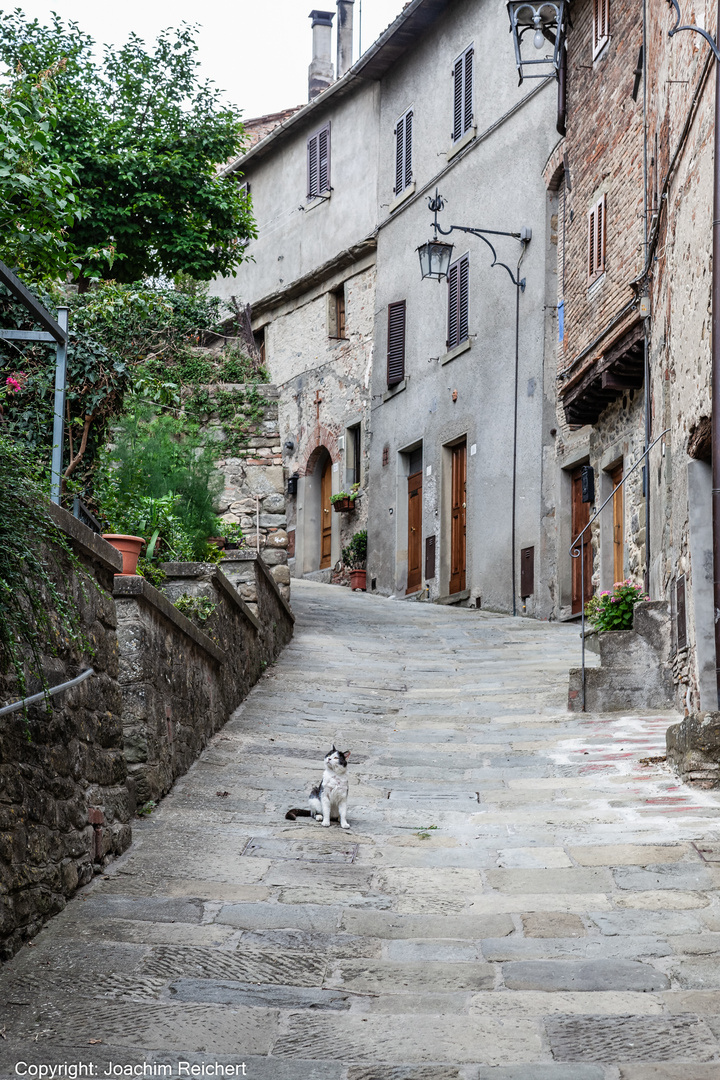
left=506, top=0, right=568, bottom=83
left=417, top=189, right=531, bottom=289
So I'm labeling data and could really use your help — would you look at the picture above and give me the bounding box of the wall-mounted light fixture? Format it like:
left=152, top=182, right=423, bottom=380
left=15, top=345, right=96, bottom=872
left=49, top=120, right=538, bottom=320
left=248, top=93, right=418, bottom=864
left=506, top=0, right=568, bottom=84
left=417, top=189, right=531, bottom=289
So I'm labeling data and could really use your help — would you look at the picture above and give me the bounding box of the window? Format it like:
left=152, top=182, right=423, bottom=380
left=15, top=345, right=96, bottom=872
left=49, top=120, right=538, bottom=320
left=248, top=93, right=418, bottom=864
left=387, top=300, right=406, bottom=386
left=307, top=122, right=331, bottom=199
left=394, top=108, right=413, bottom=195
left=328, top=286, right=346, bottom=338
left=588, top=194, right=606, bottom=283
left=452, top=45, right=474, bottom=143
left=345, top=423, right=361, bottom=486
left=253, top=328, right=266, bottom=367
left=447, top=254, right=469, bottom=349
left=593, top=0, right=610, bottom=57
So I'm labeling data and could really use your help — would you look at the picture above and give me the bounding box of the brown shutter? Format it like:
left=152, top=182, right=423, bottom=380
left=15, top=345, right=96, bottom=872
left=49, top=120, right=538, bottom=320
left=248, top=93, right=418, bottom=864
left=387, top=300, right=406, bottom=386
left=307, top=133, right=319, bottom=198
left=447, top=260, right=459, bottom=347
left=458, top=254, right=469, bottom=343
left=395, top=115, right=404, bottom=195
left=404, top=110, right=413, bottom=187
left=463, top=47, right=474, bottom=133
left=588, top=206, right=596, bottom=280
left=318, top=123, right=331, bottom=192
left=597, top=193, right=606, bottom=274
left=453, top=56, right=463, bottom=141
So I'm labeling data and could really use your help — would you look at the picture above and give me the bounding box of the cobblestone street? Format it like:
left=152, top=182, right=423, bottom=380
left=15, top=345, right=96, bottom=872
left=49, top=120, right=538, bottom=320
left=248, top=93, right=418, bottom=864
left=3, top=580, right=720, bottom=1079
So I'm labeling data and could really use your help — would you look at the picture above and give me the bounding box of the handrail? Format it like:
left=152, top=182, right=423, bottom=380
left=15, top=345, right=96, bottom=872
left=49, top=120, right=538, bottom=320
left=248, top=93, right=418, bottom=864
left=569, top=429, right=669, bottom=711
left=0, top=667, right=95, bottom=717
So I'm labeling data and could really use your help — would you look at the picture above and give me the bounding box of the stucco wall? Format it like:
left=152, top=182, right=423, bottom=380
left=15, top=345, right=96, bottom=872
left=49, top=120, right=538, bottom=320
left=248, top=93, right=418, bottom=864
left=367, top=0, right=557, bottom=611
left=211, top=82, right=380, bottom=309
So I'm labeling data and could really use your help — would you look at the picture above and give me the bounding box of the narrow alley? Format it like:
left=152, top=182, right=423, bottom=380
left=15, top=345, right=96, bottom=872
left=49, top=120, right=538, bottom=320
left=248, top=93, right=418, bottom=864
left=2, top=581, right=720, bottom=1079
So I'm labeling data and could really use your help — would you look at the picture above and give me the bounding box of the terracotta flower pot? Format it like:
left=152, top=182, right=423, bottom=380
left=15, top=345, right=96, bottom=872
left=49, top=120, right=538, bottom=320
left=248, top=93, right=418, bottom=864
left=333, top=497, right=355, bottom=512
left=102, top=534, right=145, bottom=576
left=350, top=569, right=367, bottom=591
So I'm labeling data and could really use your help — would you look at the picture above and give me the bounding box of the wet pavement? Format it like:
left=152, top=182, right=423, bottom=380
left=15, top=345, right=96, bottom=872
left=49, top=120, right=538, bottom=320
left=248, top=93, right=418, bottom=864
left=2, top=579, right=720, bottom=1080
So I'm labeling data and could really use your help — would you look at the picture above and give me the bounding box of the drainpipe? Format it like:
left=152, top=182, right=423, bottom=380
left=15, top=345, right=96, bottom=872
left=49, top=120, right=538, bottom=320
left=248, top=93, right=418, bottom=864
left=713, top=25, right=720, bottom=705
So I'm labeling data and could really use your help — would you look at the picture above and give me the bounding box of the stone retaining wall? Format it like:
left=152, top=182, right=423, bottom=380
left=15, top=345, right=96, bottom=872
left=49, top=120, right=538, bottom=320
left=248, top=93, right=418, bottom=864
left=0, top=507, right=133, bottom=960
left=568, top=600, right=674, bottom=712
left=114, top=556, right=294, bottom=805
left=1, top=514, right=293, bottom=961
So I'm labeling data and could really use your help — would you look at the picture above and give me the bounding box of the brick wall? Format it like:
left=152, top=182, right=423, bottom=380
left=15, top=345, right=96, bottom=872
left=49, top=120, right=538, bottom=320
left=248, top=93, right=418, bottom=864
left=558, top=0, right=645, bottom=377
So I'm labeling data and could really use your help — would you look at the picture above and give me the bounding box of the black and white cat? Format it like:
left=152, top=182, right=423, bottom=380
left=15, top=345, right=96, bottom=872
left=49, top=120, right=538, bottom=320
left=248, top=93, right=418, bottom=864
left=285, top=746, right=351, bottom=828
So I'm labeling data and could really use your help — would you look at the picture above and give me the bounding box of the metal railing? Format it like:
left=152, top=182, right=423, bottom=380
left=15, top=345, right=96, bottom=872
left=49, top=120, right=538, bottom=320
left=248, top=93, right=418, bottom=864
left=0, top=667, right=94, bottom=718
left=570, top=429, right=669, bottom=711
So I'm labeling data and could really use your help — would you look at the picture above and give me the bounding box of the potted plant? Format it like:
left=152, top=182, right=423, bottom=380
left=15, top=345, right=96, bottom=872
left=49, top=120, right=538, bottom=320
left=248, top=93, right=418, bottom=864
left=102, top=534, right=146, bottom=575
left=331, top=482, right=362, bottom=512
left=222, top=523, right=244, bottom=550
left=343, top=530, right=367, bottom=591
left=585, top=580, right=649, bottom=631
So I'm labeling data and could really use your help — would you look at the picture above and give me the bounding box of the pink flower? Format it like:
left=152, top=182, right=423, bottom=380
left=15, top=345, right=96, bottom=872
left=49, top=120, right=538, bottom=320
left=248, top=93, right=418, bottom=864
left=5, top=376, right=20, bottom=393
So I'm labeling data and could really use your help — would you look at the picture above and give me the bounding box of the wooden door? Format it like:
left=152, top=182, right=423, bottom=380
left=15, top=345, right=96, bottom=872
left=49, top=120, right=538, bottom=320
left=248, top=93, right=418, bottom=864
left=407, top=471, right=422, bottom=594
left=571, top=466, right=592, bottom=614
left=610, top=462, right=624, bottom=584
left=450, top=443, right=467, bottom=594
left=320, top=458, right=332, bottom=569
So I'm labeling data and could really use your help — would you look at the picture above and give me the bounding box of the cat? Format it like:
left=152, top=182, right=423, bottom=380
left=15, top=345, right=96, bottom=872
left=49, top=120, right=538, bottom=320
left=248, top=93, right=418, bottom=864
left=285, top=745, right=351, bottom=828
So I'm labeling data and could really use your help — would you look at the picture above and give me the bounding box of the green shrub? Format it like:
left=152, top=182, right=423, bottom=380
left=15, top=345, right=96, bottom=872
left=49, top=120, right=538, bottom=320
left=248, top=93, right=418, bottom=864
left=342, top=530, right=367, bottom=570
left=95, top=405, right=223, bottom=564
left=585, top=580, right=649, bottom=632
left=174, top=594, right=217, bottom=623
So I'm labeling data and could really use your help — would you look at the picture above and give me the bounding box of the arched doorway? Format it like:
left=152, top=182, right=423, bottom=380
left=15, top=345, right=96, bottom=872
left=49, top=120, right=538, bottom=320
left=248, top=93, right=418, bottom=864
left=297, top=445, right=336, bottom=576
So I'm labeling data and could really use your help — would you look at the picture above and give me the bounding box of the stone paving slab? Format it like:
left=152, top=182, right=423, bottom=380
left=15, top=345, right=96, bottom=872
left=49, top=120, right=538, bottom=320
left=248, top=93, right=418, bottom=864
left=3, top=580, right=720, bottom=1074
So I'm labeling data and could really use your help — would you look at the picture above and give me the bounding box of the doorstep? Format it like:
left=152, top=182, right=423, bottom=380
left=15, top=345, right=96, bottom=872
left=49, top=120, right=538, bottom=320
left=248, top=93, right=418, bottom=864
left=434, top=588, right=471, bottom=606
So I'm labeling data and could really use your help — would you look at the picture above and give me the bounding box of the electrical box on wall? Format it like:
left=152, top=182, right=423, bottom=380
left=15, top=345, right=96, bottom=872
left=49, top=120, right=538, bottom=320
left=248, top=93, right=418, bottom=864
left=287, top=473, right=299, bottom=497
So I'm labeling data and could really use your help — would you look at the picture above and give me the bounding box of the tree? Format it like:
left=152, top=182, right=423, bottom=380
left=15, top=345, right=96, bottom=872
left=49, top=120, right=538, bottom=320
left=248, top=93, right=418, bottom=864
left=0, top=61, right=79, bottom=278
left=0, top=13, right=255, bottom=286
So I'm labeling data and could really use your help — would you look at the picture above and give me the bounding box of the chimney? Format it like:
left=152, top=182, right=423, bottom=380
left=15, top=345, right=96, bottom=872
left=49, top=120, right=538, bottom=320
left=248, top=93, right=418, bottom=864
left=308, top=10, right=335, bottom=100
left=336, top=0, right=354, bottom=79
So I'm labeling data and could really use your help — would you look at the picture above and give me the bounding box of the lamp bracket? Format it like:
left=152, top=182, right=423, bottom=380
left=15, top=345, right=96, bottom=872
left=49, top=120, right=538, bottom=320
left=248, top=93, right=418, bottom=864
left=666, top=0, right=720, bottom=59
left=425, top=189, right=530, bottom=287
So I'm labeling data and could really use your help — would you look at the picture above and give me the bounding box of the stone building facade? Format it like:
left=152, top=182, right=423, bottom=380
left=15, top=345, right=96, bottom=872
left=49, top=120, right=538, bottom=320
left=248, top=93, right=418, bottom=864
left=212, top=7, right=379, bottom=581
left=643, top=2, right=717, bottom=711
left=212, top=0, right=557, bottom=611
left=543, top=0, right=647, bottom=622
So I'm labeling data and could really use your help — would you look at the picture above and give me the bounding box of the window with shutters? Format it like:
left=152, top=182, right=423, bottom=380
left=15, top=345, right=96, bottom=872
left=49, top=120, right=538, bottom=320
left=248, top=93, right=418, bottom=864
left=328, top=286, right=346, bottom=338
left=587, top=194, right=606, bottom=284
left=307, top=122, right=331, bottom=199
left=452, top=45, right=474, bottom=143
left=394, top=107, right=413, bottom=195
left=593, top=0, right=610, bottom=57
left=387, top=301, right=406, bottom=387
left=447, top=254, right=470, bottom=349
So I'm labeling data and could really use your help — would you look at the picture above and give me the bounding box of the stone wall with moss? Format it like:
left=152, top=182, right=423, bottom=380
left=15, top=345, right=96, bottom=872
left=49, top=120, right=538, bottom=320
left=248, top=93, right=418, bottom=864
left=0, top=508, right=133, bottom=960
